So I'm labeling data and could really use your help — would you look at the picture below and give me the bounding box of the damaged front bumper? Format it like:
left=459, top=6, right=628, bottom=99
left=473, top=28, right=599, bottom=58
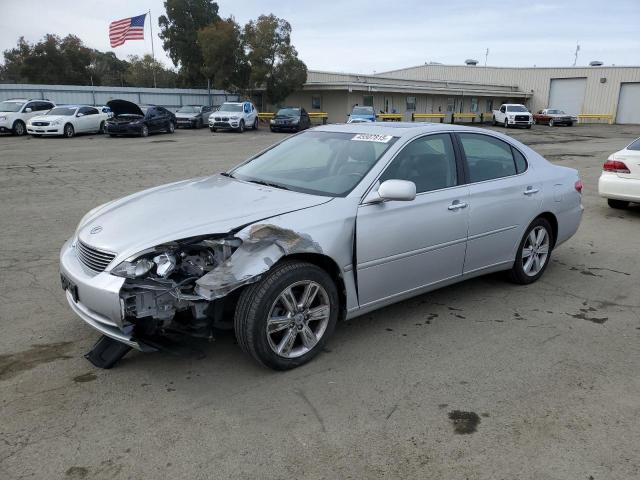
left=59, top=239, right=156, bottom=351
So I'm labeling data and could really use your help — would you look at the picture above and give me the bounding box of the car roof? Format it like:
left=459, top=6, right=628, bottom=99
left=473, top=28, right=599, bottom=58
left=313, top=122, right=485, bottom=138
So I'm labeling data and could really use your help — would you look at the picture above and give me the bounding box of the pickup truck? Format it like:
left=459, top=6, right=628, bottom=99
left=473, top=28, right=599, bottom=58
left=492, top=104, right=533, bottom=129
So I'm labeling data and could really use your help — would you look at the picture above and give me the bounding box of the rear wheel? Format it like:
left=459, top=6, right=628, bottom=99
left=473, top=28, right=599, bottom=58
left=13, top=120, right=26, bottom=136
left=607, top=199, right=630, bottom=209
left=63, top=123, right=75, bottom=138
left=508, top=217, right=553, bottom=285
left=234, top=261, right=339, bottom=370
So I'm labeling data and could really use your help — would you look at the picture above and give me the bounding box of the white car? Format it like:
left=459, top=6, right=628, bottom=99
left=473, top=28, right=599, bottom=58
left=209, top=101, right=258, bottom=133
left=492, top=104, right=533, bottom=129
left=27, top=105, right=109, bottom=138
left=598, top=137, right=640, bottom=209
left=0, top=98, right=55, bottom=136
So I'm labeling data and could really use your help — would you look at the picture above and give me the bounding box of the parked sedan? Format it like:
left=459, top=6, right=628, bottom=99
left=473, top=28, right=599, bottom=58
left=175, top=105, right=213, bottom=129
left=27, top=105, right=109, bottom=137
left=533, top=109, right=576, bottom=126
left=598, top=136, right=640, bottom=208
left=270, top=107, right=311, bottom=132
left=105, top=100, right=176, bottom=137
left=60, top=123, right=582, bottom=370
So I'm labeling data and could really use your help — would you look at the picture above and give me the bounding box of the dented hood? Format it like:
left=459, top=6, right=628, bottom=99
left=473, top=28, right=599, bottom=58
left=77, top=174, right=331, bottom=261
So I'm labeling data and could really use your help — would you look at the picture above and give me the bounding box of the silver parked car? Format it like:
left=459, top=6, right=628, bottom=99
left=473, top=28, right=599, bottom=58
left=175, top=105, right=214, bottom=129
left=60, top=123, right=583, bottom=370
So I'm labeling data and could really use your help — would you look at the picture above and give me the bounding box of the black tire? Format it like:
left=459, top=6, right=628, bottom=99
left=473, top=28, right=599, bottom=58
left=63, top=123, right=75, bottom=138
left=607, top=199, right=629, bottom=209
left=198, top=118, right=203, bottom=129
left=210, top=127, right=217, bottom=133
left=140, top=124, right=149, bottom=137
left=567, top=121, right=573, bottom=127
left=13, top=120, right=26, bottom=136
left=504, top=119, right=509, bottom=128
left=492, top=117, right=497, bottom=126
left=98, top=121, right=106, bottom=134
left=526, top=124, right=532, bottom=129
left=253, top=118, right=259, bottom=130
left=237, top=120, right=245, bottom=133
left=109, top=134, right=117, bottom=137
left=234, top=261, right=339, bottom=370
left=166, top=121, right=175, bottom=134
left=548, top=119, right=554, bottom=127
left=508, top=217, right=554, bottom=285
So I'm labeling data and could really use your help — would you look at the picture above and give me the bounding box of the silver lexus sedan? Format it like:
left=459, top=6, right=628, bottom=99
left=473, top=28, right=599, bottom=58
left=60, top=123, right=583, bottom=370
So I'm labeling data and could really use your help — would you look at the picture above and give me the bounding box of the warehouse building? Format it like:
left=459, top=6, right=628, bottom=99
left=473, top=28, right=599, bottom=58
left=281, top=64, right=640, bottom=124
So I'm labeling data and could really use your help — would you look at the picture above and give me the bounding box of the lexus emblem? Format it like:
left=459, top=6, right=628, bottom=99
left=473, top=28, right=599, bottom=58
left=89, top=225, right=103, bottom=235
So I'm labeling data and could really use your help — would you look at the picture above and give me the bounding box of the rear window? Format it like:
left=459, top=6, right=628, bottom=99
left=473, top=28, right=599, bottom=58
left=627, top=138, right=640, bottom=151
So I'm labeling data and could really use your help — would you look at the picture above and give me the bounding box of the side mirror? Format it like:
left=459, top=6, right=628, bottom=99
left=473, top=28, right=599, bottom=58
left=378, top=179, right=416, bottom=202
left=76, top=112, right=84, bottom=117
left=25, top=107, right=32, bottom=113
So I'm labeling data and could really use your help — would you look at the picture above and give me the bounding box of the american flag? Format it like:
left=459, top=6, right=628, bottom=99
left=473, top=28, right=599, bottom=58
left=109, top=14, right=146, bottom=48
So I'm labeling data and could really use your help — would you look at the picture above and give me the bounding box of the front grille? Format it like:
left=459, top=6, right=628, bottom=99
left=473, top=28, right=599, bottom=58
left=33, top=122, right=49, bottom=126
left=76, top=240, right=116, bottom=272
left=515, top=115, right=529, bottom=121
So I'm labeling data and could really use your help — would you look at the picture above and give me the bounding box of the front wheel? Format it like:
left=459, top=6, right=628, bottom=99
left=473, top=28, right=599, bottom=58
left=13, top=120, right=26, bottom=136
left=567, top=121, right=573, bottom=127
left=548, top=119, right=554, bottom=127
left=253, top=118, right=259, bottom=130
left=504, top=119, right=509, bottom=128
left=607, top=199, right=629, bottom=209
left=234, top=261, right=339, bottom=370
left=63, top=123, right=75, bottom=138
left=140, top=124, right=149, bottom=137
left=237, top=120, right=245, bottom=133
left=166, top=121, right=175, bottom=134
left=508, top=218, right=553, bottom=285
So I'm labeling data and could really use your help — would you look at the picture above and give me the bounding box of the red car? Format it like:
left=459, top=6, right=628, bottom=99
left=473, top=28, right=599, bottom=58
left=533, top=109, right=576, bottom=127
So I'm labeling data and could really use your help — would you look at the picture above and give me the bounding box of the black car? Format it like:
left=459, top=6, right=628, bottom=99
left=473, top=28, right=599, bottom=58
left=270, top=107, right=311, bottom=132
left=175, top=105, right=214, bottom=128
left=105, top=100, right=176, bottom=137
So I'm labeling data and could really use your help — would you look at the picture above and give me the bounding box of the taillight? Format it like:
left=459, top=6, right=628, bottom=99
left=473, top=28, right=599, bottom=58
left=603, top=159, right=630, bottom=173
left=574, top=180, right=583, bottom=193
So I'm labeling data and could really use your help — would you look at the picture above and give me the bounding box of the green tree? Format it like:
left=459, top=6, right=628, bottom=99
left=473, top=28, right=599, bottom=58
left=243, top=14, right=307, bottom=105
left=158, top=0, right=220, bottom=86
left=89, top=51, right=129, bottom=86
left=198, top=17, right=247, bottom=91
left=125, top=54, right=179, bottom=88
left=1, top=37, right=32, bottom=83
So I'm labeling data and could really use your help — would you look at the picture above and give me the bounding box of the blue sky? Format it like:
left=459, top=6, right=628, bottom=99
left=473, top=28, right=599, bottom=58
left=1, top=0, right=638, bottom=72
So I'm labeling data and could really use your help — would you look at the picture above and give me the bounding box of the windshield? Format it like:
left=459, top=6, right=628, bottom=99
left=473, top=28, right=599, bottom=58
left=231, top=131, right=397, bottom=197
left=48, top=107, right=76, bottom=116
left=0, top=101, right=24, bottom=112
left=507, top=105, right=528, bottom=112
left=276, top=108, right=300, bottom=116
left=352, top=107, right=374, bottom=115
left=177, top=106, right=198, bottom=113
left=547, top=109, right=565, bottom=114
left=627, top=138, right=640, bottom=151
left=220, top=103, right=243, bottom=112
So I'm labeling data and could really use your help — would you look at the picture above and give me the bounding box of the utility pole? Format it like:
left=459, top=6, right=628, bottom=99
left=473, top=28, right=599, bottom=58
left=484, top=48, right=489, bottom=67
left=572, top=41, right=580, bottom=67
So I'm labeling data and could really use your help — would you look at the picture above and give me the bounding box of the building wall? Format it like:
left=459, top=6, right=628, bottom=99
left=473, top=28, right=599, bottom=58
left=377, top=65, right=640, bottom=116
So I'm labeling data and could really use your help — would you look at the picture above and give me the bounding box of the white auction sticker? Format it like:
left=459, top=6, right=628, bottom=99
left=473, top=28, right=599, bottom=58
left=351, top=133, right=393, bottom=143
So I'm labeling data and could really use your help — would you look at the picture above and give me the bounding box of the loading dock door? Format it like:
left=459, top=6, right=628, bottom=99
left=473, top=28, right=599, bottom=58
left=548, top=78, right=587, bottom=116
left=616, top=83, right=640, bottom=124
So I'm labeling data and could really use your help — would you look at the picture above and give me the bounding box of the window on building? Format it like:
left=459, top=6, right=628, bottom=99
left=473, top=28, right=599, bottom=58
left=406, top=96, right=416, bottom=111
left=470, top=97, right=479, bottom=113
left=446, top=98, right=455, bottom=112
left=311, top=95, right=321, bottom=110
left=486, top=99, right=494, bottom=113
left=363, top=95, right=374, bottom=107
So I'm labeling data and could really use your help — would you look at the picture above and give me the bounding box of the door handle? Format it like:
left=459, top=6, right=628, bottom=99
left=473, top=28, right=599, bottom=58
left=448, top=201, right=468, bottom=211
left=524, top=187, right=540, bottom=195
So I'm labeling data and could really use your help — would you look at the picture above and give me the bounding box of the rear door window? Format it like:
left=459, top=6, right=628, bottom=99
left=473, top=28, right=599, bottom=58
left=457, top=133, right=519, bottom=182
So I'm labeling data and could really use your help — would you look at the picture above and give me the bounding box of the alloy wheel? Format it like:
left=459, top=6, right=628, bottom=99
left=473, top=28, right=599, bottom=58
left=266, top=280, right=331, bottom=359
left=14, top=122, right=25, bottom=136
left=64, top=124, right=74, bottom=138
left=522, top=226, right=550, bottom=276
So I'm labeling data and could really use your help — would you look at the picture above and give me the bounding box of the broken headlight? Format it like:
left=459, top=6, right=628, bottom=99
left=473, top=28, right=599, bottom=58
left=111, top=236, right=241, bottom=281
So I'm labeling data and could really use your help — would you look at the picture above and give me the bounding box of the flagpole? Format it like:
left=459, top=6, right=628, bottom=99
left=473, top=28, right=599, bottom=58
left=148, top=10, right=157, bottom=88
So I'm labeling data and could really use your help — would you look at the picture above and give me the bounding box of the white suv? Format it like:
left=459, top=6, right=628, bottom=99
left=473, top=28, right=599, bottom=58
left=209, top=101, right=258, bottom=133
left=0, top=99, right=55, bottom=135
